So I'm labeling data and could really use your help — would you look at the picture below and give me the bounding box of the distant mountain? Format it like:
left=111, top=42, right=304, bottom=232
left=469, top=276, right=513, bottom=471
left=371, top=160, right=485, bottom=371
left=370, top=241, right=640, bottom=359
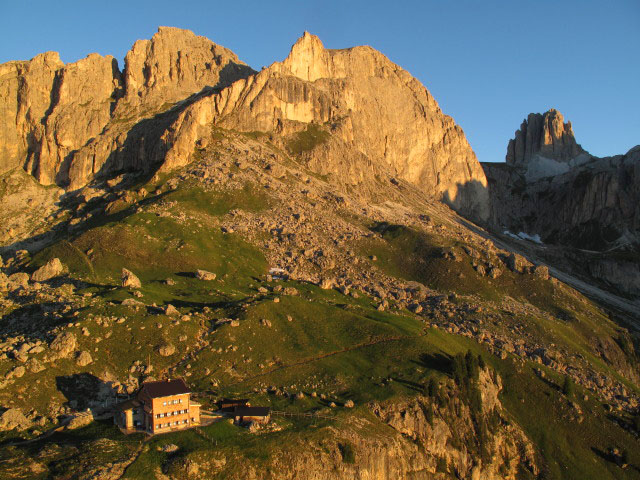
left=482, top=109, right=640, bottom=297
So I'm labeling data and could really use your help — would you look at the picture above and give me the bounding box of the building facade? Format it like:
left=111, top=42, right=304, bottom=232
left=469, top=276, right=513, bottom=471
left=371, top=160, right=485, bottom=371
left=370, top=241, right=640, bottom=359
left=116, top=378, right=200, bottom=434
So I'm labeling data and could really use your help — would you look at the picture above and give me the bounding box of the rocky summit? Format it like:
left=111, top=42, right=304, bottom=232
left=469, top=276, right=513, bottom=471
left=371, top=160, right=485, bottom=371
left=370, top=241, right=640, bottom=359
left=483, top=109, right=640, bottom=300
left=0, top=27, right=639, bottom=480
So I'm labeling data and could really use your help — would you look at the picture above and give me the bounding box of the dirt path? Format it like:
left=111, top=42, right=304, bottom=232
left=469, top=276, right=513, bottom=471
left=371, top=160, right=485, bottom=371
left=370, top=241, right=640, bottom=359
left=227, top=334, right=414, bottom=387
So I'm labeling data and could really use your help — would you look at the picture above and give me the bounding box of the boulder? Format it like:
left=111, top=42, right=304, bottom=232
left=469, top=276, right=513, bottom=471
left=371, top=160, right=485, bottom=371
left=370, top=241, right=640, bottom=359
left=163, top=304, right=180, bottom=316
left=195, top=269, right=216, bottom=281
left=27, top=358, right=45, bottom=373
left=8, top=272, right=29, bottom=290
left=121, top=268, right=142, bottom=288
left=122, top=298, right=144, bottom=308
left=66, top=412, right=94, bottom=430
left=533, top=264, right=550, bottom=280
left=488, top=267, right=502, bottom=279
left=76, top=351, right=93, bottom=367
left=50, top=332, right=77, bottom=358
left=158, top=344, right=176, bottom=357
left=505, top=253, right=532, bottom=273
left=31, top=258, right=64, bottom=282
left=0, top=408, right=31, bottom=431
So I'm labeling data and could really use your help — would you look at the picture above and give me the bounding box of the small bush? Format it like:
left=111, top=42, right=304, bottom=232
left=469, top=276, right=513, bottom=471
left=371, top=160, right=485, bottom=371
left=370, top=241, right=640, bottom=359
left=287, top=123, right=330, bottom=155
left=562, top=376, right=575, bottom=398
left=425, top=404, right=434, bottom=425
left=426, top=378, right=438, bottom=397
left=338, top=442, right=356, bottom=464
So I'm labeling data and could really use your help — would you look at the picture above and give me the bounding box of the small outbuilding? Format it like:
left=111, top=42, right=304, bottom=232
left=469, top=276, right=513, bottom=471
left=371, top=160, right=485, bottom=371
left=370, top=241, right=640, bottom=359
left=232, top=406, right=271, bottom=425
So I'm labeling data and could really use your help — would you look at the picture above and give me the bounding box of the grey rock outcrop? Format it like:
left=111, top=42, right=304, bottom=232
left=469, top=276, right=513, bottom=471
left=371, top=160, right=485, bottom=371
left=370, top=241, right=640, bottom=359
left=31, top=258, right=64, bottom=282
left=506, top=109, right=585, bottom=168
left=121, top=268, right=142, bottom=289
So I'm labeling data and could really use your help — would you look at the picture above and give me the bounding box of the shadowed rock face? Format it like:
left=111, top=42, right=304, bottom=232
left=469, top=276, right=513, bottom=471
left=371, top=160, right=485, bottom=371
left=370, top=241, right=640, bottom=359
left=484, top=146, right=640, bottom=249
left=483, top=108, right=640, bottom=297
left=485, top=109, right=639, bottom=250
left=0, top=29, right=489, bottom=221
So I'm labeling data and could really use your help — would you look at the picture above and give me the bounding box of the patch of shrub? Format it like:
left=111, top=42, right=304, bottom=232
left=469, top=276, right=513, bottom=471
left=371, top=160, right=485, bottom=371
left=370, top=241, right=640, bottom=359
left=562, top=376, right=575, bottom=398
left=338, top=442, right=355, bottom=464
left=287, top=123, right=330, bottom=155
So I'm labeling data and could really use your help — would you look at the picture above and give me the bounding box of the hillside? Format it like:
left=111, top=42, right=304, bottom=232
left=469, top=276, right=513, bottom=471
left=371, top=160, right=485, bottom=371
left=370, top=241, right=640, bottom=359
left=0, top=29, right=638, bottom=480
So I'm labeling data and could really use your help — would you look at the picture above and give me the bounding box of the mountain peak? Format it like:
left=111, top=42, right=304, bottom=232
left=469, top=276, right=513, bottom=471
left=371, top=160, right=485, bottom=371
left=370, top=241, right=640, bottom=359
left=506, top=108, right=586, bottom=167
left=282, top=32, right=328, bottom=81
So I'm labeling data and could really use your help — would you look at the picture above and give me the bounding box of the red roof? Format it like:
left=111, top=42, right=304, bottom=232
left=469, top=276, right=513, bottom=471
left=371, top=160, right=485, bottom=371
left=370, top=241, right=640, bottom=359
left=140, top=378, right=190, bottom=398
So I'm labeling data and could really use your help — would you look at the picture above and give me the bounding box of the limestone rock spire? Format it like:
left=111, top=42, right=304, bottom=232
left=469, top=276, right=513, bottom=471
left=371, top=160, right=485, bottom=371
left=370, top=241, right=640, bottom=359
left=506, top=109, right=586, bottom=167
left=282, top=32, right=330, bottom=81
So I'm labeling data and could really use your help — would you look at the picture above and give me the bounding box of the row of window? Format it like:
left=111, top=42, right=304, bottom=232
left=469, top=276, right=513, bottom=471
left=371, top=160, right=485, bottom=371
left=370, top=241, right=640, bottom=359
left=156, top=420, right=189, bottom=428
left=155, top=410, right=188, bottom=418
left=162, top=399, right=183, bottom=406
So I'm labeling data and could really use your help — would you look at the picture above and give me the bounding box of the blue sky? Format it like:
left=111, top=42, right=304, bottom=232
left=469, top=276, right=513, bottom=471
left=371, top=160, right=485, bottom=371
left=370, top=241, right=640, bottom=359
left=1, top=0, right=638, bottom=163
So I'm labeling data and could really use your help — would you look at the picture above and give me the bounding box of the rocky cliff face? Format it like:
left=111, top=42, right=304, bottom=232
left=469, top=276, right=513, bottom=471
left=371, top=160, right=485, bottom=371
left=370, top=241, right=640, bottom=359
left=170, top=370, right=536, bottom=480
left=506, top=109, right=586, bottom=167
left=0, top=29, right=489, bottom=221
left=119, top=26, right=254, bottom=111
left=0, top=27, right=253, bottom=187
left=157, top=32, right=489, bottom=220
left=485, top=110, right=639, bottom=250
left=484, top=109, right=640, bottom=297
